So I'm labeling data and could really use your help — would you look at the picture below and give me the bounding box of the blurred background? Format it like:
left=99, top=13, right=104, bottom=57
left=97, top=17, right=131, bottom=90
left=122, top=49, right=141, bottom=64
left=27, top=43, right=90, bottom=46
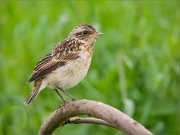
left=0, top=0, right=179, bottom=135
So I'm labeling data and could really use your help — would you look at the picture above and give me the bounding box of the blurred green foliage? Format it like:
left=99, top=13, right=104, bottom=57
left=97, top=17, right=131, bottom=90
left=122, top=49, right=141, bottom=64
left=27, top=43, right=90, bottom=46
left=0, top=0, right=180, bottom=135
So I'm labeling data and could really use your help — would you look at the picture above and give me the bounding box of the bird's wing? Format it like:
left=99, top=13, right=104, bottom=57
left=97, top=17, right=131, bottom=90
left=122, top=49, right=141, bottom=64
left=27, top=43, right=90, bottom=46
left=28, top=39, right=81, bottom=83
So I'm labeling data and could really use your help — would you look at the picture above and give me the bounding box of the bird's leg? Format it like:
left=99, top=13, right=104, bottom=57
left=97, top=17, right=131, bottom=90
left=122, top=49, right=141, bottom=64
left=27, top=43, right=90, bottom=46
left=57, top=86, right=78, bottom=101
left=54, top=89, right=68, bottom=105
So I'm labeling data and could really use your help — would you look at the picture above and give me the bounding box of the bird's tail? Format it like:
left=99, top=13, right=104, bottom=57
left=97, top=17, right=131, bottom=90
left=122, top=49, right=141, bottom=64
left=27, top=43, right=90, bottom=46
left=24, top=80, right=43, bottom=105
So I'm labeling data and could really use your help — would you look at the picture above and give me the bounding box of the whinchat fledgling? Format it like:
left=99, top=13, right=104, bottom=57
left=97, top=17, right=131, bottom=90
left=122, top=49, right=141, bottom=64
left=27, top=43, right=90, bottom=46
left=25, top=24, right=103, bottom=105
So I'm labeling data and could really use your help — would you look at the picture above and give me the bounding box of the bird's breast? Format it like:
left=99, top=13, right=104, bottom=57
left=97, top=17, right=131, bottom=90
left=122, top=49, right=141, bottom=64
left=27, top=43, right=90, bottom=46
left=45, top=51, right=92, bottom=90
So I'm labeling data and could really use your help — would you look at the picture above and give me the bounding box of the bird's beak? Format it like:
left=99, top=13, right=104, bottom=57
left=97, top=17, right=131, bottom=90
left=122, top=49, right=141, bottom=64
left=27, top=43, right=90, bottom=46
left=96, top=31, right=103, bottom=36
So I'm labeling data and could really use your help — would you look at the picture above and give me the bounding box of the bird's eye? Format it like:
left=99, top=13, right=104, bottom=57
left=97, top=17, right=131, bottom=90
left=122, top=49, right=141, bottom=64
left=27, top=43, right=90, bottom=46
left=82, top=30, right=88, bottom=35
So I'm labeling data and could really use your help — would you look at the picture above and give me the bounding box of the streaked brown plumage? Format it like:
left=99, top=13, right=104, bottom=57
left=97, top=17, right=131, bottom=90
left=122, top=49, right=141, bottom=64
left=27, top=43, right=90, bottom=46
left=25, top=24, right=102, bottom=105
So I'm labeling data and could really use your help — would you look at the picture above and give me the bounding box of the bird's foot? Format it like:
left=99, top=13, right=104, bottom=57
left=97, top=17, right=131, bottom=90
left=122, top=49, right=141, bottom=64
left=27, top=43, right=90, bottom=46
left=71, top=97, right=78, bottom=101
left=63, top=100, right=69, bottom=105
left=56, top=100, right=69, bottom=111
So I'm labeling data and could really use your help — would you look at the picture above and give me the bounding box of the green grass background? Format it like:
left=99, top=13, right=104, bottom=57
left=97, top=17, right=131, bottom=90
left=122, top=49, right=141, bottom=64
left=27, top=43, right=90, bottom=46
left=0, top=0, right=180, bottom=135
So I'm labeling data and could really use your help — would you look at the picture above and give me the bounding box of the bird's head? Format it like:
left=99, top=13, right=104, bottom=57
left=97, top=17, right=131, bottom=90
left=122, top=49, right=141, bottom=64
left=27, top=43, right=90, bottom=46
left=68, top=24, right=103, bottom=45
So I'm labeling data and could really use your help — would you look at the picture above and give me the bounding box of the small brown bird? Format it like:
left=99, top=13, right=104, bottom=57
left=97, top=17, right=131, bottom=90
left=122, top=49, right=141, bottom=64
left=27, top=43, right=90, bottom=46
left=25, top=24, right=103, bottom=105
